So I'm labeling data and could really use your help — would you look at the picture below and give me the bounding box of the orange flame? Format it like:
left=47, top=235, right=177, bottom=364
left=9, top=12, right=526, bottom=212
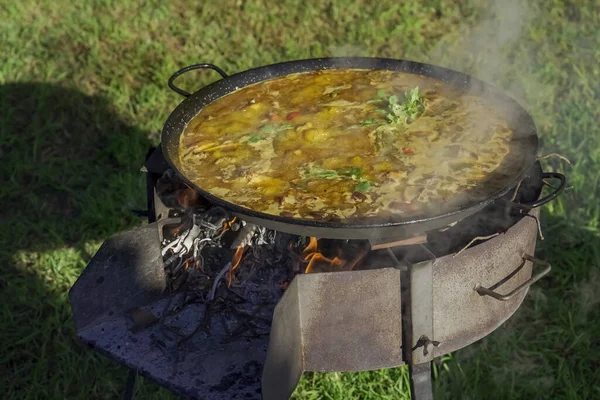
left=301, top=237, right=367, bottom=273
left=218, top=217, right=238, bottom=239
left=228, top=245, right=246, bottom=286
left=301, top=237, right=345, bottom=273
left=305, top=253, right=345, bottom=273
left=302, top=237, right=318, bottom=261
left=223, top=216, right=238, bottom=231
left=176, top=186, right=202, bottom=209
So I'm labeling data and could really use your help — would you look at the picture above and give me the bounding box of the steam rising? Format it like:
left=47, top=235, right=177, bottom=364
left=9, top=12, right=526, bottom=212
left=324, top=0, right=541, bottom=242
left=423, top=0, right=534, bottom=101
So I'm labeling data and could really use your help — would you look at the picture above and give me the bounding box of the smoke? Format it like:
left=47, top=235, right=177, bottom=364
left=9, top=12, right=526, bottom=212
left=422, top=0, right=536, bottom=101
left=329, top=44, right=366, bottom=58
left=574, top=267, right=600, bottom=324
left=305, top=4, right=544, bottom=242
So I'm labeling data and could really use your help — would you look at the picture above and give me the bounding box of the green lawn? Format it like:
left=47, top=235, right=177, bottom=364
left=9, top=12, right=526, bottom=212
left=1, top=0, right=599, bottom=399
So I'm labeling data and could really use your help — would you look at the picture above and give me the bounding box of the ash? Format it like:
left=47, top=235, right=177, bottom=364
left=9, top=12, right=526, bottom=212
left=157, top=205, right=303, bottom=346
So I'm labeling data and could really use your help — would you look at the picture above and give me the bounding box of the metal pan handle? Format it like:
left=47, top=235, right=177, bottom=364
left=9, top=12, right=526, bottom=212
left=475, top=254, right=551, bottom=301
left=168, top=64, right=229, bottom=97
left=511, top=172, right=566, bottom=209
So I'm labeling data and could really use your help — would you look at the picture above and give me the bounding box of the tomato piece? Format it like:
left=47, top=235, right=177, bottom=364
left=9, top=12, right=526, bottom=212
left=402, top=147, right=415, bottom=155
left=286, top=111, right=302, bottom=120
left=270, top=114, right=282, bottom=121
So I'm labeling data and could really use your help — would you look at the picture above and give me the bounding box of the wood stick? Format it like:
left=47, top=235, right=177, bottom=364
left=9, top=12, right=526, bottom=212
left=369, top=234, right=428, bottom=250
left=537, top=153, right=571, bottom=164
left=453, top=233, right=500, bottom=257
left=208, top=262, right=231, bottom=302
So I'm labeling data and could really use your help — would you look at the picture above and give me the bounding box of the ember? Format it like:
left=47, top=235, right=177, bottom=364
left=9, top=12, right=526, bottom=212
left=176, top=186, right=204, bottom=209
left=228, top=245, right=246, bottom=286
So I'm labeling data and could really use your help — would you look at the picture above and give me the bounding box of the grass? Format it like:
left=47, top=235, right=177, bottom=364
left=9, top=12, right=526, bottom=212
left=1, top=0, right=598, bottom=398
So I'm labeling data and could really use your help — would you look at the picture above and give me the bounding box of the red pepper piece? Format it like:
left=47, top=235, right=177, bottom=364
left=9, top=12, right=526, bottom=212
left=402, top=147, right=415, bottom=155
left=270, top=114, right=282, bottom=121
left=286, top=111, right=302, bottom=120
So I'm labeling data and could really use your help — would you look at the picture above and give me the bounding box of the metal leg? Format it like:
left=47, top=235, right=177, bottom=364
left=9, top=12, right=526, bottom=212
left=409, top=362, right=433, bottom=400
left=123, top=369, right=137, bottom=400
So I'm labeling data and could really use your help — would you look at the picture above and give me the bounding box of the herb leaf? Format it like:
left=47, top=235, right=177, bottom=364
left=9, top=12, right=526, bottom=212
left=355, top=180, right=371, bottom=193
left=360, top=118, right=378, bottom=126
left=386, top=87, right=424, bottom=124
left=260, top=123, right=294, bottom=134
left=304, top=166, right=363, bottom=180
left=305, top=167, right=339, bottom=179
left=248, top=135, right=262, bottom=143
left=337, top=166, right=362, bottom=178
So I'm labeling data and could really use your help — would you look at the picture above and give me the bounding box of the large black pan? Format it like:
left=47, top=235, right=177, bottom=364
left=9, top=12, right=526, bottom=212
left=161, top=57, right=565, bottom=239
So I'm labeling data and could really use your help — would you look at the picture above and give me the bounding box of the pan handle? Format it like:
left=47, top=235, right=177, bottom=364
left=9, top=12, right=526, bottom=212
left=168, top=64, right=229, bottom=97
left=474, top=254, right=551, bottom=301
left=511, top=172, right=566, bottom=209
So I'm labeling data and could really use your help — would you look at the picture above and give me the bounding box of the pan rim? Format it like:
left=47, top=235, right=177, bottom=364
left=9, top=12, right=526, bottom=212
left=161, top=57, right=538, bottom=232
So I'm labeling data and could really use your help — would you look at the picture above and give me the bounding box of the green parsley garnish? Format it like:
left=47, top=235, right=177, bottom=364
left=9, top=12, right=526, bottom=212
left=306, top=168, right=339, bottom=179
left=260, top=123, right=294, bottom=134
left=354, top=180, right=371, bottom=193
left=360, top=118, right=379, bottom=126
left=304, top=166, right=363, bottom=180
left=248, top=135, right=262, bottom=143
left=303, top=165, right=371, bottom=193
left=387, top=87, right=424, bottom=124
left=336, top=166, right=362, bottom=178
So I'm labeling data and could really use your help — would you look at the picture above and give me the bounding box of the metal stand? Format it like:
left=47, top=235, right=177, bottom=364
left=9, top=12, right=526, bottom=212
left=123, top=369, right=137, bottom=400
left=409, top=362, right=433, bottom=400
left=121, top=148, right=156, bottom=400
left=393, top=245, right=436, bottom=400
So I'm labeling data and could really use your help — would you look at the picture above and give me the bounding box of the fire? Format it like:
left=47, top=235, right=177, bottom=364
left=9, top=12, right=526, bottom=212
left=218, top=217, right=238, bottom=239
left=301, top=237, right=366, bottom=274
left=223, top=216, right=238, bottom=231
left=176, top=186, right=203, bottom=208
left=302, top=237, right=318, bottom=261
left=305, top=253, right=345, bottom=273
left=228, top=245, right=246, bottom=286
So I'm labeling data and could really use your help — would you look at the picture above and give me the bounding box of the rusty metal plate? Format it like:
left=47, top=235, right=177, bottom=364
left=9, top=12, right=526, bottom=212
left=262, top=268, right=404, bottom=400
left=429, top=208, right=540, bottom=357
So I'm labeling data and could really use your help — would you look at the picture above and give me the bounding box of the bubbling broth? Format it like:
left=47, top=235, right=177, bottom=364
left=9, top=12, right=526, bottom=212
left=178, top=69, right=512, bottom=221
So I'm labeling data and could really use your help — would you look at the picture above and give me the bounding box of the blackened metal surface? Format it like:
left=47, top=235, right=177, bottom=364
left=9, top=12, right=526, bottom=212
left=144, top=146, right=170, bottom=175
left=161, top=57, right=540, bottom=240
left=69, top=223, right=166, bottom=330
left=78, top=296, right=268, bottom=400
left=262, top=268, right=404, bottom=400
left=70, top=221, right=269, bottom=400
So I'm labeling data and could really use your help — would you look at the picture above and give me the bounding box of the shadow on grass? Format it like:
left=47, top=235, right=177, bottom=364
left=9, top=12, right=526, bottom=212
left=0, top=83, right=173, bottom=398
left=0, top=82, right=151, bottom=251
